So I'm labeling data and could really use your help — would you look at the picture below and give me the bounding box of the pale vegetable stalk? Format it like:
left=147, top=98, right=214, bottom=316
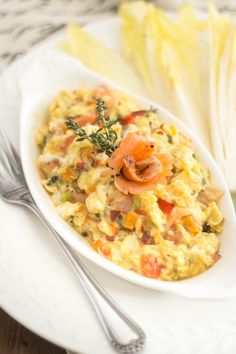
left=209, top=3, right=236, bottom=190
left=64, top=22, right=146, bottom=96
left=119, top=1, right=211, bottom=151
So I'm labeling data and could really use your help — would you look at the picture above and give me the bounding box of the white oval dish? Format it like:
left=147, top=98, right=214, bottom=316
left=19, top=51, right=236, bottom=299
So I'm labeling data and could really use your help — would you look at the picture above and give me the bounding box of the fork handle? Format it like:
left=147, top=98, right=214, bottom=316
left=22, top=193, right=145, bottom=353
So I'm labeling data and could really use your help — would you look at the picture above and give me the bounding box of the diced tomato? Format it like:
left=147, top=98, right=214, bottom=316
left=73, top=113, right=97, bottom=127
left=106, top=235, right=115, bottom=242
left=157, top=199, right=174, bottom=214
left=76, top=161, right=86, bottom=170
left=59, top=135, right=75, bottom=152
left=141, top=255, right=165, bottom=279
left=122, top=110, right=147, bottom=125
left=92, top=157, right=100, bottom=167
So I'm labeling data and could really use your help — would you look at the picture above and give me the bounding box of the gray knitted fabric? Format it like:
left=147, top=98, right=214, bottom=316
left=0, top=0, right=118, bottom=71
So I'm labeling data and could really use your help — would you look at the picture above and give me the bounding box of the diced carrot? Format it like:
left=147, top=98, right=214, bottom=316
left=92, top=240, right=111, bottom=257
left=74, top=205, right=85, bottom=214
left=158, top=199, right=174, bottom=214
left=122, top=212, right=138, bottom=230
left=87, top=186, right=96, bottom=193
left=181, top=216, right=200, bottom=235
left=141, top=255, right=165, bottom=279
left=80, top=148, right=93, bottom=162
left=101, top=245, right=111, bottom=257
left=92, top=240, right=103, bottom=252
left=61, top=167, right=76, bottom=182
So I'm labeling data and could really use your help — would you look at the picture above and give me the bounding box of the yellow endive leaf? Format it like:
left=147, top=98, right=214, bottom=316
left=119, top=1, right=210, bottom=150
left=65, top=22, right=146, bottom=96
left=208, top=2, right=236, bottom=190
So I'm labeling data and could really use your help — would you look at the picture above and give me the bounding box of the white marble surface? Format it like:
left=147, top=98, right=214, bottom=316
left=0, top=0, right=118, bottom=71
left=1, top=0, right=236, bottom=72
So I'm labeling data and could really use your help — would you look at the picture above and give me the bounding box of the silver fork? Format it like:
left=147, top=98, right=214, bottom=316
left=0, top=130, right=145, bottom=353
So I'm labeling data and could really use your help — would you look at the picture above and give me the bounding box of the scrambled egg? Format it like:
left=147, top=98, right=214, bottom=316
left=36, top=85, right=224, bottom=281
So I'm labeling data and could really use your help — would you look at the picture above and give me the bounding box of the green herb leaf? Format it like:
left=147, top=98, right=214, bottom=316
left=47, top=175, right=59, bottom=186
left=65, top=98, right=119, bottom=156
left=201, top=177, right=207, bottom=189
left=65, top=119, right=87, bottom=138
left=167, top=134, right=173, bottom=144
left=148, top=106, right=158, bottom=113
left=202, top=222, right=212, bottom=233
left=61, top=191, right=72, bottom=202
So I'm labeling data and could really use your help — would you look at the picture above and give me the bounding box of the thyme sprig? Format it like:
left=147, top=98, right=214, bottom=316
left=65, top=98, right=119, bottom=156
left=148, top=106, right=158, bottom=114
